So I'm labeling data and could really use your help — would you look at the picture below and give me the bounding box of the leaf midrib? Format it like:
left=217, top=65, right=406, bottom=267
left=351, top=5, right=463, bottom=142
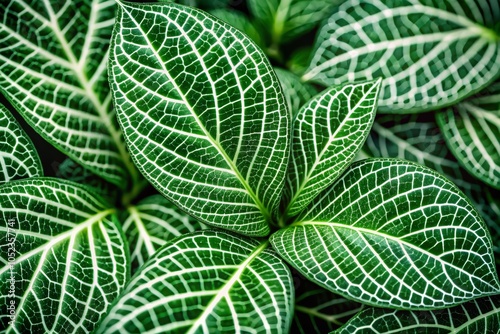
left=303, top=4, right=494, bottom=81
left=41, top=0, right=137, bottom=183
left=127, top=206, right=156, bottom=256
left=5, top=208, right=115, bottom=334
left=120, top=4, right=271, bottom=221
left=292, top=221, right=500, bottom=291
left=285, top=81, right=378, bottom=216
left=186, top=241, right=270, bottom=334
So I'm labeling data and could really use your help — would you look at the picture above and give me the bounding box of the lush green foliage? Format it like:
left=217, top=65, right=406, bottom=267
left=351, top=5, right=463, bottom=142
left=0, top=0, right=499, bottom=333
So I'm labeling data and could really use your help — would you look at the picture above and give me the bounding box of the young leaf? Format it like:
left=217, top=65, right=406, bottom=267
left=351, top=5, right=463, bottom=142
left=96, top=230, right=293, bottom=334
left=0, top=178, right=128, bottom=333
left=304, top=0, right=500, bottom=113
left=247, top=0, right=341, bottom=44
left=122, top=194, right=206, bottom=272
left=110, top=2, right=289, bottom=236
left=334, top=294, right=500, bottom=333
left=0, top=102, right=42, bottom=182
left=209, top=8, right=264, bottom=48
left=271, top=159, right=500, bottom=309
left=283, top=79, right=381, bottom=218
left=287, top=46, right=313, bottom=76
left=437, top=82, right=500, bottom=189
left=274, top=67, right=318, bottom=121
left=0, top=0, right=138, bottom=188
left=292, top=275, right=361, bottom=334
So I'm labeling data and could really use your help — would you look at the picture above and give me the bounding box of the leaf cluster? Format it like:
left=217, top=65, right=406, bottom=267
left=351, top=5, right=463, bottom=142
left=0, top=0, right=499, bottom=333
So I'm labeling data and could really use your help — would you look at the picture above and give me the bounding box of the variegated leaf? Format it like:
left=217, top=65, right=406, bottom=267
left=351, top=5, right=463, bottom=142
left=437, top=81, right=500, bottom=189
left=274, top=67, right=318, bottom=121
left=122, top=194, right=206, bottom=272
left=282, top=79, right=381, bottom=218
left=0, top=178, right=128, bottom=333
left=0, top=102, right=42, bottom=182
left=334, top=295, right=500, bottom=333
left=0, top=0, right=139, bottom=187
left=271, top=159, right=500, bottom=309
left=96, top=230, right=293, bottom=334
left=110, top=2, right=289, bottom=236
left=304, top=0, right=500, bottom=113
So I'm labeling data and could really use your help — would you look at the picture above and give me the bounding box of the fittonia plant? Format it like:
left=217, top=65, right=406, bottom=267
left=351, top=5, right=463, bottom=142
left=0, top=0, right=499, bottom=333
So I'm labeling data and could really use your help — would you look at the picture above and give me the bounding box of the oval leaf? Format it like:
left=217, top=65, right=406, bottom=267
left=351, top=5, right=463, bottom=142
left=283, top=79, right=381, bottom=218
left=304, top=0, right=500, bottom=113
left=122, top=194, right=206, bottom=272
left=363, top=114, right=500, bottom=264
left=110, top=2, right=289, bottom=236
left=334, top=294, right=500, bottom=333
left=96, top=230, right=293, bottom=334
left=271, top=159, right=500, bottom=309
left=0, top=0, right=138, bottom=187
left=437, top=82, right=500, bottom=189
left=0, top=178, right=128, bottom=333
left=0, top=102, right=42, bottom=182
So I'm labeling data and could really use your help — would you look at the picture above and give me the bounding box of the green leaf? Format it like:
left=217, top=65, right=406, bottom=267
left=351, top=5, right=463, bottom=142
left=282, top=79, right=381, bottom=218
left=96, top=230, right=294, bottom=334
left=271, top=159, right=500, bottom=309
left=292, top=276, right=361, bottom=334
left=0, top=102, right=42, bottom=182
left=0, top=178, right=128, bottom=333
left=110, top=2, right=289, bottom=236
left=363, top=114, right=500, bottom=267
left=247, top=0, right=341, bottom=44
left=0, top=0, right=138, bottom=188
left=209, top=8, right=264, bottom=48
left=274, top=67, right=318, bottom=121
left=437, top=82, right=500, bottom=189
left=122, top=194, right=206, bottom=272
left=304, top=0, right=500, bottom=113
left=483, top=189, right=500, bottom=267
left=334, top=294, right=500, bottom=333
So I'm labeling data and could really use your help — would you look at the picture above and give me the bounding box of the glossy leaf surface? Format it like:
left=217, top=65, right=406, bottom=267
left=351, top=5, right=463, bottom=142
left=0, top=178, right=128, bottom=333
left=272, top=159, right=500, bottom=309
left=110, top=2, right=289, bottom=236
left=96, top=230, right=293, bottom=334
left=0, top=0, right=137, bottom=187
left=283, top=80, right=381, bottom=218
left=0, top=102, right=42, bottom=182
left=304, top=0, right=500, bottom=113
